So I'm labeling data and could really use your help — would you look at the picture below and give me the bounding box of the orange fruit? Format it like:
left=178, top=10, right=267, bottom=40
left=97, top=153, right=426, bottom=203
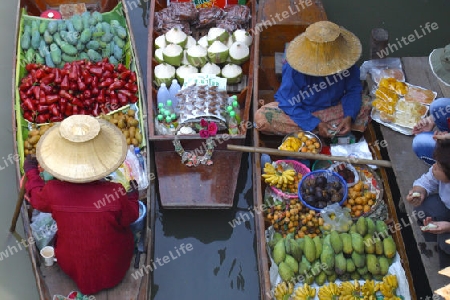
left=301, top=147, right=308, bottom=152
left=363, top=205, right=371, bottom=213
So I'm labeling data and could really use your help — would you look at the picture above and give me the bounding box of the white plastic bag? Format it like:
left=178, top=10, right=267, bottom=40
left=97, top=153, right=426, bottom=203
left=30, top=212, right=57, bottom=250
left=123, top=146, right=149, bottom=191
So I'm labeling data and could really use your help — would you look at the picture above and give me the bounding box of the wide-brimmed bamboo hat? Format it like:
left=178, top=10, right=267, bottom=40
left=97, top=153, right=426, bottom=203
left=286, top=21, right=362, bottom=76
left=429, top=44, right=450, bottom=86
left=36, top=115, right=127, bottom=183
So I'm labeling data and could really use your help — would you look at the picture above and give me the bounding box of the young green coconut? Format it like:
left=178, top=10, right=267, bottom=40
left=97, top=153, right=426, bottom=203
left=197, top=35, right=209, bottom=49
left=232, top=29, right=253, bottom=47
left=176, top=65, right=198, bottom=85
left=200, top=62, right=221, bottom=77
left=207, top=41, right=229, bottom=64
left=184, top=35, right=197, bottom=50
left=154, top=48, right=164, bottom=64
left=163, top=44, right=183, bottom=66
left=181, top=50, right=190, bottom=65
left=207, top=27, right=229, bottom=45
left=165, top=27, right=187, bottom=48
left=155, top=34, right=166, bottom=50
left=221, top=64, right=243, bottom=84
left=186, top=45, right=208, bottom=68
left=228, top=41, right=250, bottom=65
left=154, top=63, right=176, bottom=87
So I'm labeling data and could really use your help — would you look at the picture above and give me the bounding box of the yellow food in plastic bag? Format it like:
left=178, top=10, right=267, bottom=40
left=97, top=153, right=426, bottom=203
left=375, top=86, right=400, bottom=103
left=372, top=98, right=396, bottom=115
left=379, top=78, right=407, bottom=95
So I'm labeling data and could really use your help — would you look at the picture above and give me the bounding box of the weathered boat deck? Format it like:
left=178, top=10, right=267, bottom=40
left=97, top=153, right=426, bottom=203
left=378, top=56, right=450, bottom=294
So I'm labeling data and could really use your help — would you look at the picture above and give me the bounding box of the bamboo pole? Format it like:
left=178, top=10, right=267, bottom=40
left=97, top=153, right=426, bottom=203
left=227, top=145, right=393, bottom=168
left=10, top=174, right=27, bottom=232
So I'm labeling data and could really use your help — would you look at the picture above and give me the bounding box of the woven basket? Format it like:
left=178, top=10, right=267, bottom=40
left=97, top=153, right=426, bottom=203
left=298, top=170, right=348, bottom=212
left=270, top=160, right=310, bottom=199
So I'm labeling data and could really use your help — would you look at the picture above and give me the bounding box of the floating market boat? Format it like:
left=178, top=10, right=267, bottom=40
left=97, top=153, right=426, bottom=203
left=243, top=0, right=417, bottom=298
left=146, top=0, right=256, bottom=208
left=11, top=1, right=151, bottom=299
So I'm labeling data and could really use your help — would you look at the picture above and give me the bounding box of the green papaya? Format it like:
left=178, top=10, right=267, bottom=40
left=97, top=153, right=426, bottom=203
left=268, top=233, right=282, bottom=250
left=363, top=234, right=375, bottom=254
left=373, top=274, right=384, bottom=281
left=303, top=235, right=316, bottom=263
left=39, top=20, right=47, bottom=34
left=346, top=258, right=356, bottom=273
left=379, top=256, right=390, bottom=275
left=351, top=232, right=364, bottom=254
left=284, top=237, right=292, bottom=255
left=357, top=265, right=368, bottom=275
left=273, top=239, right=286, bottom=265
left=349, top=223, right=357, bottom=233
left=296, top=238, right=305, bottom=251
left=320, top=237, right=334, bottom=270
left=278, top=262, right=294, bottom=282
left=375, top=239, right=384, bottom=255
left=362, top=273, right=372, bottom=280
left=25, top=48, right=35, bottom=63
left=31, top=30, right=41, bottom=50
left=334, top=253, right=346, bottom=275
left=350, top=271, right=361, bottom=280
left=327, top=273, right=337, bottom=283
left=366, top=254, right=381, bottom=275
left=298, top=255, right=311, bottom=275
left=330, top=230, right=343, bottom=254
left=351, top=252, right=365, bottom=268
left=383, top=236, right=396, bottom=259
left=284, top=254, right=298, bottom=274
left=367, top=217, right=376, bottom=235
left=376, top=220, right=389, bottom=235
left=356, top=216, right=368, bottom=236
left=313, top=236, right=322, bottom=259
left=290, top=239, right=303, bottom=262
left=305, top=273, right=315, bottom=285
left=340, top=232, right=353, bottom=255
left=315, top=271, right=327, bottom=286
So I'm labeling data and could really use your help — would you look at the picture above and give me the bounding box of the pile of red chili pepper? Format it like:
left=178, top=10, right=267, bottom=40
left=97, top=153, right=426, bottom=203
left=19, top=58, right=138, bottom=123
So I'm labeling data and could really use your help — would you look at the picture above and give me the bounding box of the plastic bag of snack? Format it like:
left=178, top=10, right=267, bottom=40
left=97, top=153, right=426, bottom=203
left=169, top=2, right=199, bottom=21
left=196, top=7, right=225, bottom=29
left=223, top=5, right=251, bottom=25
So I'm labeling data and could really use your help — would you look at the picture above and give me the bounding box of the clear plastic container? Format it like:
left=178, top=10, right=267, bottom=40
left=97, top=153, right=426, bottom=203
left=228, top=111, right=239, bottom=135
left=169, top=79, right=181, bottom=113
left=157, top=83, right=170, bottom=106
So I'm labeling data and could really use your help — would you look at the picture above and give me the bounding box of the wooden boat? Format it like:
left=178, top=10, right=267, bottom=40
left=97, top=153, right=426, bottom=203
left=248, top=0, right=417, bottom=298
left=146, top=0, right=256, bottom=209
left=11, top=1, right=151, bottom=299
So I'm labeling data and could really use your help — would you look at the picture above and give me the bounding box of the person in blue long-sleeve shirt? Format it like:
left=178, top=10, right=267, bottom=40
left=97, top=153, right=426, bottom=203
left=255, top=21, right=367, bottom=138
left=275, top=63, right=362, bottom=136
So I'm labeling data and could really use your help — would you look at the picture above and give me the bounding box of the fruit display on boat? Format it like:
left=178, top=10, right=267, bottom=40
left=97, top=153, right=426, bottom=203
left=262, top=162, right=303, bottom=194
left=279, top=131, right=321, bottom=153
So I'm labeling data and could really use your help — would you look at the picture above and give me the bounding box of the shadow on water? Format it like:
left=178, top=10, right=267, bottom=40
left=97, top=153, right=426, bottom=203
left=151, top=152, right=260, bottom=300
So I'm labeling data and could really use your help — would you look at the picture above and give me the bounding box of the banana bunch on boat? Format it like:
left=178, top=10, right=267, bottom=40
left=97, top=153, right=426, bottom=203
left=290, top=283, right=316, bottom=300
left=273, top=281, right=294, bottom=300
left=261, top=162, right=296, bottom=188
left=377, top=275, right=400, bottom=300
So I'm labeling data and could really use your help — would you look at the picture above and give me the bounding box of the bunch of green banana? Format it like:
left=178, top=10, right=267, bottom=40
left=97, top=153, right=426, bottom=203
left=291, top=283, right=316, bottom=300
left=273, top=281, right=294, bottom=300
left=317, top=282, right=340, bottom=300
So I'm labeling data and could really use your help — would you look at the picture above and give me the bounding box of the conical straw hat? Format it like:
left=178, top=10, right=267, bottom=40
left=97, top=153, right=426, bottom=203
left=286, top=21, right=362, bottom=76
left=429, top=45, right=450, bottom=87
left=36, top=115, right=127, bottom=183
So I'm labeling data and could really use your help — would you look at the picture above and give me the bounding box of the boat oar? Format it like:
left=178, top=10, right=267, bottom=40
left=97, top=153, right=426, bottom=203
left=227, top=145, right=393, bottom=168
left=10, top=174, right=28, bottom=233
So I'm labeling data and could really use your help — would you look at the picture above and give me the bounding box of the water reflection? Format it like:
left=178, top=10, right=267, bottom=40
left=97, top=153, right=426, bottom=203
left=151, top=154, right=260, bottom=300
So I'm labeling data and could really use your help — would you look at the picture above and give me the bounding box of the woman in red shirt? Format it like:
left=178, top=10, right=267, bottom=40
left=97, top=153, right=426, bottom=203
left=23, top=115, right=139, bottom=295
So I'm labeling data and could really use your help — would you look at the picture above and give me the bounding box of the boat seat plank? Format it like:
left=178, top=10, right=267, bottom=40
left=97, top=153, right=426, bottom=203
left=377, top=56, right=450, bottom=292
left=40, top=253, right=146, bottom=299
left=155, top=151, right=242, bottom=208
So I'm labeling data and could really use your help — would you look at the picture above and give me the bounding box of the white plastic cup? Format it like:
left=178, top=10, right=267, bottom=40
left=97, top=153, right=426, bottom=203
left=40, top=246, right=57, bottom=266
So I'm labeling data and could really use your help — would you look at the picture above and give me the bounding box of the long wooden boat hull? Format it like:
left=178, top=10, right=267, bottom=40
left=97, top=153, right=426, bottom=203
left=11, top=1, right=151, bottom=299
left=251, top=0, right=416, bottom=298
left=146, top=0, right=256, bottom=209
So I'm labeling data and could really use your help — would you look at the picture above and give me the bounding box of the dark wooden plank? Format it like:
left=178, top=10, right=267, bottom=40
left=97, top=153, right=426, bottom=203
left=155, top=151, right=242, bottom=208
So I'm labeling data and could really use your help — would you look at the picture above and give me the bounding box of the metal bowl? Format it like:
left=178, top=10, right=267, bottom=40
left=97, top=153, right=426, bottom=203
left=279, top=131, right=322, bottom=154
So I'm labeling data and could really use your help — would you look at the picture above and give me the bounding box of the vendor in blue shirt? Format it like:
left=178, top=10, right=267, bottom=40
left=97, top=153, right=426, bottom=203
left=255, top=21, right=368, bottom=138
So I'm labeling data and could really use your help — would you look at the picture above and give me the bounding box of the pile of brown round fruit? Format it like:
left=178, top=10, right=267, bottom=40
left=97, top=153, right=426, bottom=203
left=264, top=198, right=324, bottom=238
left=299, top=173, right=345, bottom=210
left=100, top=109, right=142, bottom=146
left=23, top=124, right=54, bottom=156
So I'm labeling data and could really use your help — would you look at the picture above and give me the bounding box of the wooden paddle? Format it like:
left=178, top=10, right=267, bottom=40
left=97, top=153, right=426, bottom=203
left=10, top=174, right=28, bottom=232
left=227, top=145, right=393, bottom=168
